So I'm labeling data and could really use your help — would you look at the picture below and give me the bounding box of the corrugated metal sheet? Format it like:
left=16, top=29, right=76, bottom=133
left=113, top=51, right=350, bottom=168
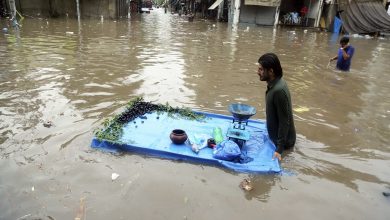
left=117, top=0, right=129, bottom=18
left=240, top=4, right=276, bottom=25
left=341, top=0, right=390, bottom=34
left=244, top=0, right=281, bottom=7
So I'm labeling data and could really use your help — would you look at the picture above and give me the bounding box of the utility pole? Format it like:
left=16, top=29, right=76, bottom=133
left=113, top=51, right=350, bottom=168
left=274, top=6, right=280, bottom=26
left=8, top=0, right=19, bottom=28
left=232, top=0, right=241, bottom=25
left=76, top=0, right=80, bottom=24
left=8, top=0, right=16, bottom=18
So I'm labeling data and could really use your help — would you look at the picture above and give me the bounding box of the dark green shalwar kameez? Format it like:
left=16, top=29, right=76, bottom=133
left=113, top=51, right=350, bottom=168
left=266, top=77, right=296, bottom=154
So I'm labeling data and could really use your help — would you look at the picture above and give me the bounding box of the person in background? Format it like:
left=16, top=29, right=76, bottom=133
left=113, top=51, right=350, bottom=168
left=300, top=5, right=308, bottom=17
left=257, top=53, right=296, bottom=161
left=330, top=36, right=355, bottom=71
left=300, top=5, right=308, bottom=25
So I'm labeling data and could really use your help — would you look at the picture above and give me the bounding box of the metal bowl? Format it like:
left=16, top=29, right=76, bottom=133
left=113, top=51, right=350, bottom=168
left=228, top=103, right=257, bottom=121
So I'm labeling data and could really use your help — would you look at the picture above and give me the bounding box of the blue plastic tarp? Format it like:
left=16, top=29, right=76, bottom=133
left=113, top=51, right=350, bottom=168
left=333, top=16, right=342, bottom=33
left=91, top=111, right=281, bottom=173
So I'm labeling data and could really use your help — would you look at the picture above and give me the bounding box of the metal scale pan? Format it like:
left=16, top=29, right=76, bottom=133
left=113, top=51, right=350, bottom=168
left=228, top=103, right=257, bottom=123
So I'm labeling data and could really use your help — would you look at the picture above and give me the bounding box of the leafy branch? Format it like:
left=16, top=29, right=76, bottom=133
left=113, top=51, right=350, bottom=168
left=94, top=97, right=207, bottom=142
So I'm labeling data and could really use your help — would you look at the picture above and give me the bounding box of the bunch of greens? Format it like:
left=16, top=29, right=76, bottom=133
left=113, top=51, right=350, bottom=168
left=94, top=97, right=206, bottom=143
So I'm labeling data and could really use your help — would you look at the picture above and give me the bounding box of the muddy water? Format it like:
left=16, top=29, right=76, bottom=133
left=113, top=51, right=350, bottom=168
left=1, top=9, right=390, bottom=220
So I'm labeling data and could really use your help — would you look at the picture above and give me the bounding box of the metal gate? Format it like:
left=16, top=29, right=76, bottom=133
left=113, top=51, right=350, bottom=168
left=117, top=0, right=129, bottom=18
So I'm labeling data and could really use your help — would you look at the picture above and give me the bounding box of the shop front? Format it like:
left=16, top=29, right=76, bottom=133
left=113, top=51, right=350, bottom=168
left=279, top=0, right=323, bottom=27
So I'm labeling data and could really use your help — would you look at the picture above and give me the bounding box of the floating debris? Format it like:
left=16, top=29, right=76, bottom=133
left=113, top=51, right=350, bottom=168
left=294, top=107, right=310, bottom=113
left=239, top=178, right=253, bottom=191
left=111, top=173, right=120, bottom=181
left=16, top=214, right=32, bottom=220
left=43, top=121, right=53, bottom=128
left=75, top=197, right=86, bottom=220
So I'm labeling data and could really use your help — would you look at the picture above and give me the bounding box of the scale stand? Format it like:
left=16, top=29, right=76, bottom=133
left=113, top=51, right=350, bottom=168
left=226, top=119, right=250, bottom=148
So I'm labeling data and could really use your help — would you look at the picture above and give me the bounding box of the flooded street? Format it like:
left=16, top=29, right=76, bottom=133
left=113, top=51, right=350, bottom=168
left=1, top=9, right=390, bottom=219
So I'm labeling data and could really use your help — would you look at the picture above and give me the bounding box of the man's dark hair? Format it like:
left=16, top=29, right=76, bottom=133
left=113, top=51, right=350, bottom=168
left=258, top=53, right=283, bottom=78
left=340, top=36, right=349, bottom=44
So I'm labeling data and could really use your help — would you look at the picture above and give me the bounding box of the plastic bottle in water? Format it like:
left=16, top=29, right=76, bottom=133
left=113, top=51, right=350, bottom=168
left=213, top=127, right=224, bottom=144
left=188, top=134, right=200, bottom=153
left=191, top=144, right=199, bottom=153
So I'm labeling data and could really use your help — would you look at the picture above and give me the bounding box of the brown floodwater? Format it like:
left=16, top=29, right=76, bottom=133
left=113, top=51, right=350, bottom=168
left=1, top=9, right=390, bottom=220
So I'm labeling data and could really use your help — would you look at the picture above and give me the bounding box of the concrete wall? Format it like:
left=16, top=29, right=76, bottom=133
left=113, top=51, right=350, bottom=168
left=8, top=0, right=118, bottom=18
left=16, top=0, right=52, bottom=16
left=52, top=0, right=78, bottom=17
left=240, top=5, right=276, bottom=25
left=81, top=0, right=108, bottom=18
left=81, top=0, right=116, bottom=19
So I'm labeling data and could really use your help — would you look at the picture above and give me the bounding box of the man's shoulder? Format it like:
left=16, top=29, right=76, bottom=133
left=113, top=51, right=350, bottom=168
left=273, top=78, right=289, bottom=92
left=347, top=45, right=355, bottom=56
left=275, top=77, right=287, bottom=86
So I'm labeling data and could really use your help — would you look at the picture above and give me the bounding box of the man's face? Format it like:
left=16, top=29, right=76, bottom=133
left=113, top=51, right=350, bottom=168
left=257, top=64, right=271, bottom=81
left=340, top=42, right=347, bottom=48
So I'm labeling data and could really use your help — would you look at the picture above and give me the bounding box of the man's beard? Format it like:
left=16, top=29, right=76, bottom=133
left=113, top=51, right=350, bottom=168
left=260, top=73, right=269, bottom=81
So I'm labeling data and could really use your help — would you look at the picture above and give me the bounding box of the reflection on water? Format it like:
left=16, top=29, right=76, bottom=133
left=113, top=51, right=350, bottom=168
left=1, top=8, right=390, bottom=220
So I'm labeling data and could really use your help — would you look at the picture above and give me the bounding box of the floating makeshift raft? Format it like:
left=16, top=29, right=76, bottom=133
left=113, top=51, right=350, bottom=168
left=91, top=111, right=281, bottom=173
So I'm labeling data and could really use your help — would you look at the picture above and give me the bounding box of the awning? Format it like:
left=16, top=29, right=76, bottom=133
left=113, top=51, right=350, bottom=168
left=341, top=0, right=390, bottom=34
left=244, top=0, right=281, bottom=7
left=208, top=0, right=224, bottom=10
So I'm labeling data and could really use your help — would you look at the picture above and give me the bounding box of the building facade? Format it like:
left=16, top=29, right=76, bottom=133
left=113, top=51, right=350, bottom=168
left=223, top=0, right=324, bottom=27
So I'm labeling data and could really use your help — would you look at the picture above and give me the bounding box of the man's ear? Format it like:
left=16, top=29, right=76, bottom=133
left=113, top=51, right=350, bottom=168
left=269, top=68, right=275, bottom=77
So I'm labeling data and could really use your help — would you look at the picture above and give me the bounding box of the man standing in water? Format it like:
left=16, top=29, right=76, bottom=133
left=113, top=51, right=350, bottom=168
left=330, top=36, right=355, bottom=71
left=257, top=53, right=296, bottom=161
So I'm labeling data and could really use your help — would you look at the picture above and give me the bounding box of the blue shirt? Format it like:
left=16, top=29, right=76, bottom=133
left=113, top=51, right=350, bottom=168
left=336, top=45, right=355, bottom=71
